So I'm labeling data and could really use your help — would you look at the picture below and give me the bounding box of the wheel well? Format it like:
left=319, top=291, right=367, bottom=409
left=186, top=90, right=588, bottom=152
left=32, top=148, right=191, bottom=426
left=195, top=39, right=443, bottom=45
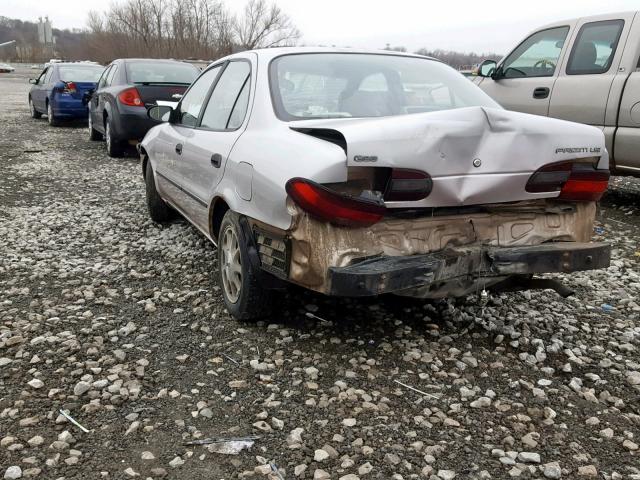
left=210, top=198, right=230, bottom=242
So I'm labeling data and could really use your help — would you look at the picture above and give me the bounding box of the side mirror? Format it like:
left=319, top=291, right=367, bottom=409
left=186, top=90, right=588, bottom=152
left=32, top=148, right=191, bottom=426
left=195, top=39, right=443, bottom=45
left=478, top=60, right=498, bottom=78
left=29, top=78, right=37, bottom=85
left=82, top=89, right=94, bottom=106
left=148, top=105, right=173, bottom=122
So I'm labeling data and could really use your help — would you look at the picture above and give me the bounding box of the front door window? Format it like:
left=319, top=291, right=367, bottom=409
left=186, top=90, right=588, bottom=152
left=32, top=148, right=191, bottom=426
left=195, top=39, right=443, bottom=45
left=501, top=27, right=569, bottom=78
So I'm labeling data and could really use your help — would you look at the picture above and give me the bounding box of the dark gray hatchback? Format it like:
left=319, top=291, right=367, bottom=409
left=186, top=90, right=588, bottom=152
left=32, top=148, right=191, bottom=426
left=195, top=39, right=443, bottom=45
left=87, top=58, right=199, bottom=157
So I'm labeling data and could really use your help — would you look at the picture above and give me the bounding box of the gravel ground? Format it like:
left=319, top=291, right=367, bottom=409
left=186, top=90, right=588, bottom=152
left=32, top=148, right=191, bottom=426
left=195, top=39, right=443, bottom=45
left=1, top=66, right=639, bottom=480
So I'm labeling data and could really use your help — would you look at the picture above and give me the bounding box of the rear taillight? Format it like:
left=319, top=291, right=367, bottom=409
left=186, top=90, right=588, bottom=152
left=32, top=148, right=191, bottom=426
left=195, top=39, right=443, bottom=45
left=286, top=178, right=386, bottom=227
left=63, top=81, right=76, bottom=93
left=384, top=169, right=432, bottom=201
left=118, top=87, right=144, bottom=107
left=526, top=161, right=609, bottom=201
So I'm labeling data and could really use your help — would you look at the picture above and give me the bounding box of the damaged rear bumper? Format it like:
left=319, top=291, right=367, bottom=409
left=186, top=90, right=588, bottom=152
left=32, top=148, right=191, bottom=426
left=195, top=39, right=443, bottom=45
left=327, top=242, right=610, bottom=297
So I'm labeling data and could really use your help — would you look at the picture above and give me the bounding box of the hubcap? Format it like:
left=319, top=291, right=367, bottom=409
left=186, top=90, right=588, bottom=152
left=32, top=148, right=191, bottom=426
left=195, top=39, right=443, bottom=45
left=47, top=103, right=52, bottom=122
left=88, top=114, right=92, bottom=135
left=106, top=123, right=111, bottom=150
left=220, top=225, right=242, bottom=303
left=29, top=99, right=34, bottom=115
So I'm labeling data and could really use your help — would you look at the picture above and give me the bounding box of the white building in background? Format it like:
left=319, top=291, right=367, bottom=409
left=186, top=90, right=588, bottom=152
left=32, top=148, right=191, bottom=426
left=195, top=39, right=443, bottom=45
left=37, top=17, right=55, bottom=45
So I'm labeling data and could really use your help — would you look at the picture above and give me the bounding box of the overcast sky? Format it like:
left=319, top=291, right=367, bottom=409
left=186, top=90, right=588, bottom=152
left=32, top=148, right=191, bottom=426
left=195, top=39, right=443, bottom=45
left=2, top=0, right=638, bottom=53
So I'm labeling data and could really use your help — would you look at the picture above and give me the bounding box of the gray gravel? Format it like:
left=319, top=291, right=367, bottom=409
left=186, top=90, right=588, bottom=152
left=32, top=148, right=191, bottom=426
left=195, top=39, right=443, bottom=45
left=1, top=66, right=639, bottom=479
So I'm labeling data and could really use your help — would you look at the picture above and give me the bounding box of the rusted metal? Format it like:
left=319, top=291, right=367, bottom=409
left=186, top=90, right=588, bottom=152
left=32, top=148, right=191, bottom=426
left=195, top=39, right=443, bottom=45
left=286, top=200, right=598, bottom=293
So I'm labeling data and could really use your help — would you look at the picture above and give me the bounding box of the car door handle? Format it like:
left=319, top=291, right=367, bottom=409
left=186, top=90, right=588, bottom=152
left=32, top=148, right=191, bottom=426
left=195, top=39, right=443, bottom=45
left=533, top=87, right=550, bottom=99
left=175, top=143, right=183, bottom=155
left=211, top=153, right=222, bottom=168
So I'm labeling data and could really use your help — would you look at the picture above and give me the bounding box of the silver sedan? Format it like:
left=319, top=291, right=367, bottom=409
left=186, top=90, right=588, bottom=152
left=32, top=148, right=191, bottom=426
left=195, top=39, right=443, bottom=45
left=140, top=47, right=611, bottom=320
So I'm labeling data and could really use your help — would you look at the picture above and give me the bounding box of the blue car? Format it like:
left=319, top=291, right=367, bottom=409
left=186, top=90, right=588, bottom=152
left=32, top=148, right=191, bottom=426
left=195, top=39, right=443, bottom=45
left=28, top=62, right=105, bottom=126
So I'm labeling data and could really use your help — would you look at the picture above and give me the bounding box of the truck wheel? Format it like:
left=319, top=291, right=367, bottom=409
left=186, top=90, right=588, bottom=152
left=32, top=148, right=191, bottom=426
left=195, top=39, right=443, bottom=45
left=88, top=113, right=102, bottom=141
left=145, top=162, right=174, bottom=222
left=29, top=97, right=41, bottom=119
left=218, top=210, right=271, bottom=321
left=47, top=101, right=59, bottom=126
left=105, top=118, right=124, bottom=157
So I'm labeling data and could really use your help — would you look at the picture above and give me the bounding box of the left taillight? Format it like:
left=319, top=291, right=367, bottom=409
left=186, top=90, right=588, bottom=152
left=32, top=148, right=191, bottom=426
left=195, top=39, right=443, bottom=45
left=286, top=178, right=386, bottom=228
left=63, top=81, right=76, bottom=93
left=118, top=87, right=144, bottom=107
left=526, top=160, right=609, bottom=201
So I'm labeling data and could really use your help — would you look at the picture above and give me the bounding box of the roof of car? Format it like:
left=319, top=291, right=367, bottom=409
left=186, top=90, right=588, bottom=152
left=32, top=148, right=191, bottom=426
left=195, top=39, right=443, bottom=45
left=537, top=10, right=637, bottom=30
left=119, top=58, right=196, bottom=64
left=227, top=46, right=438, bottom=62
left=54, top=62, right=103, bottom=67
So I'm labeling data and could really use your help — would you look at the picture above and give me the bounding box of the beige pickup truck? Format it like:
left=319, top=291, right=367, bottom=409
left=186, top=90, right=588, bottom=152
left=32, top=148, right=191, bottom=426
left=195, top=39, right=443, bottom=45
left=475, top=11, right=640, bottom=177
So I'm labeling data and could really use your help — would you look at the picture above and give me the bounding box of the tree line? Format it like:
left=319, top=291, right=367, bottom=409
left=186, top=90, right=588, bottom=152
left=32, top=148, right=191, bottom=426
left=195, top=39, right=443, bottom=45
left=87, top=0, right=299, bottom=62
left=0, top=2, right=502, bottom=68
left=0, top=0, right=299, bottom=63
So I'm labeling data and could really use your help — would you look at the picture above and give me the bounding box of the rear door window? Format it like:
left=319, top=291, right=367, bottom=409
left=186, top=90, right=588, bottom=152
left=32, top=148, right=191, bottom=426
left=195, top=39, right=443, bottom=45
left=36, top=67, right=49, bottom=84
left=567, top=20, right=624, bottom=75
left=97, top=65, right=112, bottom=90
left=200, top=61, right=251, bottom=130
left=177, top=65, right=222, bottom=127
left=105, top=65, right=118, bottom=86
left=501, top=26, right=569, bottom=78
left=43, top=67, right=54, bottom=84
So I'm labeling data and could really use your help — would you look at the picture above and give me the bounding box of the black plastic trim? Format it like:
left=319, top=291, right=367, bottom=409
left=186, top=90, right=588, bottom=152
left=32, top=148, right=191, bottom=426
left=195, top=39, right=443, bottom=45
left=328, top=242, right=610, bottom=296
left=156, top=171, right=207, bottom=207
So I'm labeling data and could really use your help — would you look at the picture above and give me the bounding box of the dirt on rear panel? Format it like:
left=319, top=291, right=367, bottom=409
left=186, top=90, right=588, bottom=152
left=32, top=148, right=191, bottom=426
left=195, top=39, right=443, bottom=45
left=284, top=200, right=597, bottom=293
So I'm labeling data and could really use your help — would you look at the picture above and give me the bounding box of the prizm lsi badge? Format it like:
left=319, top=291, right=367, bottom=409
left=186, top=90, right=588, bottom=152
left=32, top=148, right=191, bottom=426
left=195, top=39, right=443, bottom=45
left=353, top=155, right=378, bottom=162
left=555, top=147, right=602, bottom=154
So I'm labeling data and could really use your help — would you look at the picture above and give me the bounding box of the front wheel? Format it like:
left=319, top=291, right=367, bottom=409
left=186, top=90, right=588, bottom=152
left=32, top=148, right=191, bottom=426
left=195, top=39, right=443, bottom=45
left=29, top=97, right=41, bottom=119
left=105, top=118, right=124, bottom=157
left=47, top=101, right=59, bottom=126
left=218, top=211, right=272, bottom=321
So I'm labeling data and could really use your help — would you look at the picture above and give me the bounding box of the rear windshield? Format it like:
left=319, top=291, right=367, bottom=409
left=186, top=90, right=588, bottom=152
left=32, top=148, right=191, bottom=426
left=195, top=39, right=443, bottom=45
left=126, top=62, right=199, bottom=85
left=58, top=65, right=104, bottom=82
left=270, top=53, right=500, bottom=120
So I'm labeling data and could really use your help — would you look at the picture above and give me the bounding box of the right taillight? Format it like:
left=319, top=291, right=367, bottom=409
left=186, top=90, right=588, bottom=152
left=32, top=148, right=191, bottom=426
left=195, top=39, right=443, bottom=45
left=118, top=87, right=144, bottom=107
left=286, top=178, right=386, bottom=228
left=526, top=161, right=609, bottom=201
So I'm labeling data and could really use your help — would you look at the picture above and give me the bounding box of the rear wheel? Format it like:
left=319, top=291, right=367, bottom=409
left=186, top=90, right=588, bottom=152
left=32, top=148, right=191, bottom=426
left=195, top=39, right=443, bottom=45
left=46, top=101, right=59, bottom=126
left=105, top=117, right=124, bottom=157
left=88, top=112, right=102, bottom=141
left=29, top=97, right=41, bottom=119
left=144, top=161, right=174, bottom=222
left=218, top=211, right=272, bottom=321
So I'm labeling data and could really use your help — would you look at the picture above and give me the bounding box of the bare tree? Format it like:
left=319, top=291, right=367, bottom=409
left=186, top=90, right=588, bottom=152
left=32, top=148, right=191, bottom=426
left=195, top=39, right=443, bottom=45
left=85, top=0, right=298, bottom=62
left=234, top=0, right=299, bottom=50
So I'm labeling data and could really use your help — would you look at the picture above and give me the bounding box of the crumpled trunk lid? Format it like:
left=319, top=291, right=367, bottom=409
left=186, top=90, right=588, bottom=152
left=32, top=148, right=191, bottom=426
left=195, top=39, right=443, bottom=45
left=290, top=106, right=607, bottom=207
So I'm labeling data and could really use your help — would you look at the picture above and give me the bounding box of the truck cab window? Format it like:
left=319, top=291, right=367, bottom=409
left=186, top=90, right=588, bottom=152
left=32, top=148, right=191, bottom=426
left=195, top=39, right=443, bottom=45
left=567, top=20, right=624, bottom=75
left=500, top=26, right=569, bottom=78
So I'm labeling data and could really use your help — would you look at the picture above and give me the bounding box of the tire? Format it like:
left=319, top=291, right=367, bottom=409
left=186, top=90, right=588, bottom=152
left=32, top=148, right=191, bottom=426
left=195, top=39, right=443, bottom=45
left=46, top=101, right=59, bottom=126
left=145, top=161, right=174, bottom=222
left=29, top=97, right=41, bottom=119
left=105, top=117, right=124, bottom=157
left=218, top=210, right=272, bottom=321
left=88, top=112, right=102, bottom=141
